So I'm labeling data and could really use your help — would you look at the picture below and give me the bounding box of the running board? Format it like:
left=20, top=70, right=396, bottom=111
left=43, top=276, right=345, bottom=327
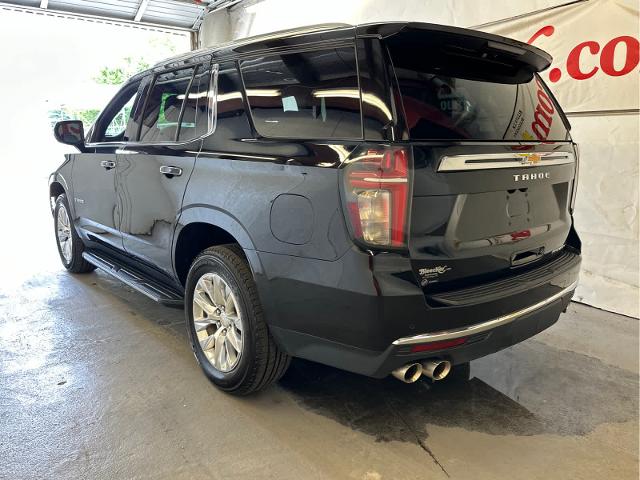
left=82, top=251, right=184, bottom=307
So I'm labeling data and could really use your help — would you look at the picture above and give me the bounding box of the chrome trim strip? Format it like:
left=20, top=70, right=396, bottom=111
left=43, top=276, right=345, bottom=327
left=438, top=152, right=574, bottom=172
left=392, top=281, right=578, bottom=346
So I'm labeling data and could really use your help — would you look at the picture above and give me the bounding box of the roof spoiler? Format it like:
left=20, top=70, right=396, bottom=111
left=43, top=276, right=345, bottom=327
left=357, top=22, right=552, bottom=83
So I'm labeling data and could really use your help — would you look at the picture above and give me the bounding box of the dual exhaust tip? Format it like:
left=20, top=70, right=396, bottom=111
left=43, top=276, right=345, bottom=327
left=392, top=360, right=452, bottom=383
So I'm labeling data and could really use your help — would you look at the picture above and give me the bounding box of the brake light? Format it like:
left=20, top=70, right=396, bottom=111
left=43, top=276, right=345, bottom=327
left=342, top=147, right=411, bottom=248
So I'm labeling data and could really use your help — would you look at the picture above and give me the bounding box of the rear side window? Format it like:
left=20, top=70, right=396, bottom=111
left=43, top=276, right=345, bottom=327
left=137, top=65, right=214, bottom=143
left=178, top=65, right=216, bottom=142
left=213, top=61, right=252, bottom=140
left=139, top=67, right=194, bottom=143
left=240, top=47, right=362, bottom=139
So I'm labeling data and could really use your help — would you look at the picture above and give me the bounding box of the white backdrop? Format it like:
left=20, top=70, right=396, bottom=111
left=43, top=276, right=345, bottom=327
left=200, top=0, right=639, bottom=317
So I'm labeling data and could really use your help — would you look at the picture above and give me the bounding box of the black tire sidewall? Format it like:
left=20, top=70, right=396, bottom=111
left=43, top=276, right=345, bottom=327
left=185, top=250, right=256, bottom=390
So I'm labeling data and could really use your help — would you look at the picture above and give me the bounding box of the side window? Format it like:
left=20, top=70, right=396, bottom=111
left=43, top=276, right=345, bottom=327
left=178, top=65, right=216, bottom=142
left=124, top=74, right=153, bottom=142
left=213, top=61, right=251, bottom=139
left=105, top=95, right=135, bottom=137
left=138, top=67, right=195, bottom=143
left=240, top=47, right=362, bottom=139
left=92, top=79, right=142, bottom=143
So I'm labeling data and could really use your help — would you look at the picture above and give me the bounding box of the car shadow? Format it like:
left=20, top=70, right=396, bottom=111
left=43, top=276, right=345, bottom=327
left=279, top=339, right=639, bottom=442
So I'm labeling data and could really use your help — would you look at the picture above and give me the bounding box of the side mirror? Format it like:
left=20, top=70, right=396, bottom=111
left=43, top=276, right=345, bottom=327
left=54, top=120, right=86, bottom=151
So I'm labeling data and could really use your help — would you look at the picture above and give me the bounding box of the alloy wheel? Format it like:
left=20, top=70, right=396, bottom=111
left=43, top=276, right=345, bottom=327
left=192, top=272, right=244, bottom=372
left=56, top=205, right=73, bottom=263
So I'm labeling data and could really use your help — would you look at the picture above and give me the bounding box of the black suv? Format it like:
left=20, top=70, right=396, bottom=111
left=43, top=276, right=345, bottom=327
left=50, top=22, right=581, bottom=394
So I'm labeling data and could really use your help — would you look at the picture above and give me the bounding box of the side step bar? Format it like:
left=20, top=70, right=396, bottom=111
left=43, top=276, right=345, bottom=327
left=83, top=251, right=184, bottom=307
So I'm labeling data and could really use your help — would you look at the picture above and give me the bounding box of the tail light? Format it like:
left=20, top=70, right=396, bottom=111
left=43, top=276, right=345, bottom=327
left=341, top=146, right=411, bottom=248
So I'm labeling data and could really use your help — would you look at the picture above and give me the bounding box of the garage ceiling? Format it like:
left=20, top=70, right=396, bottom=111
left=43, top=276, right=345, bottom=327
left=0, top=0, right=242, bottom=31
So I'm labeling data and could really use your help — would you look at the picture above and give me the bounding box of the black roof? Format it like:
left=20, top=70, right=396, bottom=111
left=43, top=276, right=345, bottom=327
left=140, top=21, right=551, bottom=80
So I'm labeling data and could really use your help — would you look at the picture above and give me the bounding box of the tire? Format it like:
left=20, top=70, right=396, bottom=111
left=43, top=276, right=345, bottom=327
left=185, top=245, right=290, bottom=395
left=53, top=194, right=96, bottom=274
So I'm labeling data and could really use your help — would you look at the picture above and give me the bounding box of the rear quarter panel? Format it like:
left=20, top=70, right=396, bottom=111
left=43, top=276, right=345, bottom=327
left=180, top=147, right=353, bottom=261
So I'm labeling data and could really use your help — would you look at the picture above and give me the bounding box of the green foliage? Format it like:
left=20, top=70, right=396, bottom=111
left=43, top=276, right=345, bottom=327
left=94, top=56, right=150, bottom=86
left=75, top=109, right=101, bottom=127
left=48, top=106, right=102, bottom=130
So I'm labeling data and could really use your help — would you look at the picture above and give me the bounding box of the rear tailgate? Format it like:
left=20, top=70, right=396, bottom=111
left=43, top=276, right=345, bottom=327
left=409, top=143, right=576, bottom=290
left=381, top=22, right=578, bottom=292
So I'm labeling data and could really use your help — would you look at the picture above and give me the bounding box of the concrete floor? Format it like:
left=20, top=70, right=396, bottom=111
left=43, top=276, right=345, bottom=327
left=1, top=172, right=638, bottom=480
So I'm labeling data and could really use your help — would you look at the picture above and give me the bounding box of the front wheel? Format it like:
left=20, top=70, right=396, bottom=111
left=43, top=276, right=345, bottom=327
left=54, top=194, right=95, bottom=274
left=185, top=245, right=290, bottom=395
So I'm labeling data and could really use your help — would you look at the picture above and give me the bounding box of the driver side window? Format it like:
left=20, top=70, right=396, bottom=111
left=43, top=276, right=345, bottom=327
left=92, top=78, right=145, bottom=143
left=104, top=95, right=136, bottom=138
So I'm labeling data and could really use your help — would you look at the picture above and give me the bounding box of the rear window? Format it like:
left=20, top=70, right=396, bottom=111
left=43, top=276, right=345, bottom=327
left=393, top=68, right=569, bottom=142
left=240, top=47, right=362, bottom=139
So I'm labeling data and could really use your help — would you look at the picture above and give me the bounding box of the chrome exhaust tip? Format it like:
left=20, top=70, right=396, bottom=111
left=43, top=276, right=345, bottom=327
left=421, top=360, right=452, bottom=381
left=391, top=362, right=423, bottom=383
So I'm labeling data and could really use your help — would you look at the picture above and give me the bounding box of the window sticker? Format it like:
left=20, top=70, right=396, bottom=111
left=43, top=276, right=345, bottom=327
left=282, top=96, right=299, bottom=112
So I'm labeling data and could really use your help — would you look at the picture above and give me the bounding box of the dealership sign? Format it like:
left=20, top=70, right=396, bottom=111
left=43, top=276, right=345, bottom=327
left=483, top=0, right=639, bottom=112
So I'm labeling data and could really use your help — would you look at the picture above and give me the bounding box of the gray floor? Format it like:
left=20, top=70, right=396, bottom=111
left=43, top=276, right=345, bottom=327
left=1, top=172, right=638, bottom=480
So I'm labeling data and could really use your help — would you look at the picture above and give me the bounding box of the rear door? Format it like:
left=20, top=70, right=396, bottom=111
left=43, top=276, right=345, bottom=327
left=384, top=27, right=577, bottom=289
left=117, top=57, right=215, bottom=279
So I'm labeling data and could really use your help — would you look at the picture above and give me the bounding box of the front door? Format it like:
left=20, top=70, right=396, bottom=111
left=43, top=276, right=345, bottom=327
left=73, top=80, right=142, bottom=253
left=118, top=59, right=215, bottom=278
left=72, top=147, right=121, bottom=252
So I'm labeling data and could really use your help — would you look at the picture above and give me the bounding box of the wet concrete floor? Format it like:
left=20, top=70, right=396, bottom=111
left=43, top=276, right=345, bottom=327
left=1, top=173, right=638, bottom=479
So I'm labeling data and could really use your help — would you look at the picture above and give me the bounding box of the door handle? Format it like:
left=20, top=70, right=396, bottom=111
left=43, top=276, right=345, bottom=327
left=100, top=160, right=116, bottom=170
left=160, top=166, right=183, bottom=177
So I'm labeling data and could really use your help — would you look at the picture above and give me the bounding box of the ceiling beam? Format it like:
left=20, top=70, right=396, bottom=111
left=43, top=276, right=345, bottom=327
left=0, top=2, right=193, bottom=33
left=208, top=0, right=243, bottom=14
left=133, top=0, right=149, bottom=22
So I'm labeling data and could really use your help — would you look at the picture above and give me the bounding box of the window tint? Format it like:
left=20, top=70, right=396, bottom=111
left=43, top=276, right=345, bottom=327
left=216, top=62, right=246, bottom=127
left=138, top=67, right=195, bottom=143
left=395, top=69, right=569, bottom=141
left=204, top=61, right=252, bottom=147
left=105, top=95, right=135, bottom=137
left=123, top=75, right=152, bottom=142
left=240, top=48, right=362, bottom=139
left=178, top=66, right=215, bottom=142
left=93, top=79, right=142, bottom=143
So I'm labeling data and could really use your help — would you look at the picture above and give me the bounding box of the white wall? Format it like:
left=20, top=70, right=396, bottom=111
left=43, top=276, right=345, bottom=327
left=225, top=0, right=571, bottom=38
left=200, top=0, right=639, bottom=317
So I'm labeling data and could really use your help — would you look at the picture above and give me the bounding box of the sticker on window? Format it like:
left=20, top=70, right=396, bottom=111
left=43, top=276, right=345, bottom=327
left=282, top=96, right=299, bottom=112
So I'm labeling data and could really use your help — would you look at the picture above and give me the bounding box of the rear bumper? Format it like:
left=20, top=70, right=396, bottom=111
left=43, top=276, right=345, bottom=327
left=257, top=246, right=580, bottom=378
left=270, top=280, right=575, bottom=378
left=393, top=280, right=577, bottom=347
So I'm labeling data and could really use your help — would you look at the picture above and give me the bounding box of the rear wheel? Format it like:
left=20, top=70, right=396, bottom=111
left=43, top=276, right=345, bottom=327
left=54, top=194, right=95, bottom=274
left=185, top=245, right=290, bottom=395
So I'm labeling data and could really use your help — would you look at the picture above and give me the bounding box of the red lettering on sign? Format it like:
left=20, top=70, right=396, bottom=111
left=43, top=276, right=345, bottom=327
left=527, top=25, right=555, bottom=45
left=600, top=35, right=640, bottom=77
left=527, top=25, right=639, bottom=82
left=567, top=41, right=600, bottom=80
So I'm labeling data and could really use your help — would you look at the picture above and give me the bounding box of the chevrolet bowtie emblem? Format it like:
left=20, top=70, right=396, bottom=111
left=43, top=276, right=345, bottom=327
left=518, top=153, right=542, bottom=165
